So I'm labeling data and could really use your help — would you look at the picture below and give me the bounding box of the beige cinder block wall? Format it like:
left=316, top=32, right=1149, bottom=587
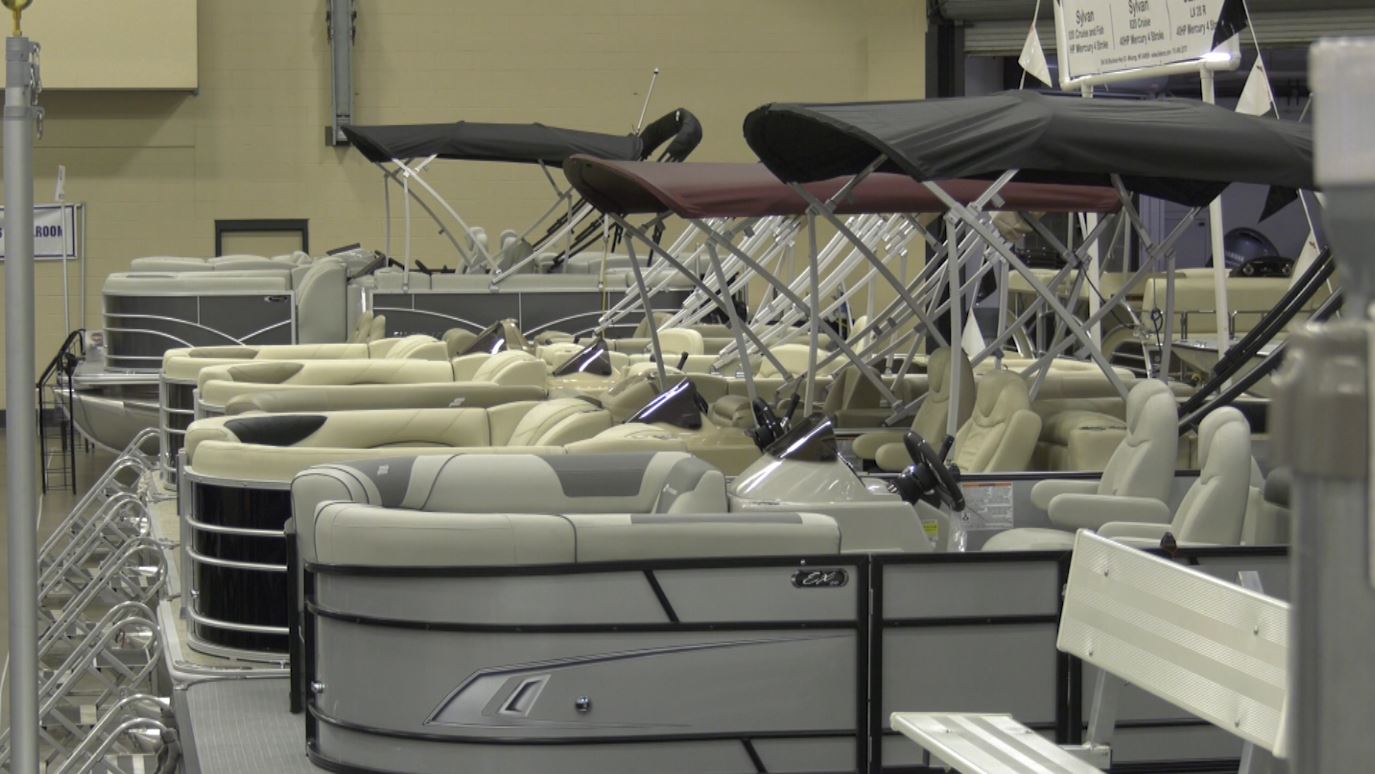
left=0, top=0, right=924, bottom=402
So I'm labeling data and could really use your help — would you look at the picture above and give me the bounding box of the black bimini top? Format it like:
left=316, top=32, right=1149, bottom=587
left=343, top=108, right=703, bottom=166
left=743, top=90, right=1314, bottom=207
left=562, top=157, right=1123, bottom=218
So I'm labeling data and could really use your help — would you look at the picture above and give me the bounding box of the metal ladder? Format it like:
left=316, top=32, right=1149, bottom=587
left=0, top=430, right=177, bottom=773
left=37, top=329, right=86, bottom=494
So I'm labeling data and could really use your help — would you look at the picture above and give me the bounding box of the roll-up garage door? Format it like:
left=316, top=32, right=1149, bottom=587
left=936, top=0, right=1375, bottom=57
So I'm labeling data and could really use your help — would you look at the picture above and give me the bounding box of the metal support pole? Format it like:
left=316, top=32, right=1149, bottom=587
left=5, top=32, right=39, bottom=774
left=1283, top=42, right=1375, bottom=767
left=805, top=214, right=820, bottom=411
left=1200, top=69, right=1232, bottom=384
left=325, top=0, right=355, bottom=146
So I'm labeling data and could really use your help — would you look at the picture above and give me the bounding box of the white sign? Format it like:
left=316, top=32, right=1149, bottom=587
left=0, top=203, right=78, bottom=260
left=1056, top=0, right=1234, bottom=84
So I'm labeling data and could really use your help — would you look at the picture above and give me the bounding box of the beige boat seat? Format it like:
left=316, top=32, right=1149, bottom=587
left=162, top=335, right=447, bottom=382
left=196, top=350, right=547, bottom=411
left=985, top=405, right=1252, bottom=551
left=1033, top=410, right=1127, bottom=472
left=185, top=399, right=616, bottom=479
left=945, top=370, right=1042, bottom=474
left=988, top=381, right=1178, bottom=551
left=1141, top=274, right=1331, bottom=336
left=857, top=348, right=976, bottom=472
left=350, top=311, right=387, bottom=343
left=293, top=452, right=840, bottom=566
left=658, top=327, right=705, bottom=359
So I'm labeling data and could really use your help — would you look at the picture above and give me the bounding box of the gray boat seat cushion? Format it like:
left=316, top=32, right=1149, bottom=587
left=305, top=452, right=728, bottom=517
left=304, top=504, right=839, bottom=566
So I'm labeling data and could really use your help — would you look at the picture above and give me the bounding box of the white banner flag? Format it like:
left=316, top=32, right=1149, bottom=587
left=1019, top=26, right=1055, bottom=88
left=1236, top=58, right=1274, bottom=117
left=1289, top=229, right=1322, bottom=289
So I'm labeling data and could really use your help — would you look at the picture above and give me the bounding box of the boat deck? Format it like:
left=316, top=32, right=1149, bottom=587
left=176, top=678, right=322, bottom=774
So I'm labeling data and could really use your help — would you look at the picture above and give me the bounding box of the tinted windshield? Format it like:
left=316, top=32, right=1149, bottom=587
left=462, top=322, right=510, bottom=355
left=764, top=413, right=838, bottom=462
left=552, top=338, right=614, bottom=377
left=627, top=378, right=705, bottom=430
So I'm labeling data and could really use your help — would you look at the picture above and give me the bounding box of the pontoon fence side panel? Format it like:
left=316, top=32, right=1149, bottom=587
left=305, top=558, right=868, bottom=774
left=104, top=292, right=295, bottom=371
left=371, top=287, right=692, bottom=339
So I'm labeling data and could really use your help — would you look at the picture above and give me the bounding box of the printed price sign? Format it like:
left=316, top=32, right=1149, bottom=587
left=1057, top=0, right=1235, bottom=84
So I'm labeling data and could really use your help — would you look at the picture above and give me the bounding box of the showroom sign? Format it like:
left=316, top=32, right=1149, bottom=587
left=0, top=203, right=78, bottom=260
left=1056, top=0, right=1236, bottom=84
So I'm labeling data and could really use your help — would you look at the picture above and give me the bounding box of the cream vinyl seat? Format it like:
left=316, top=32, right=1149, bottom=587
left=162, top=334, right=450, bottom=384
left=195, top=350, right=548, bottom=413
left=982, top=381, right=1178, bottom=553
left=184, top=400, right=640, bottom=482
left=984, top=406, right=1253, bottom=551
left=942, top=370, right=1042, bottom=474
left=293, top=452, right=840, bottom=568
left=853, top=348, right=976, bottom=471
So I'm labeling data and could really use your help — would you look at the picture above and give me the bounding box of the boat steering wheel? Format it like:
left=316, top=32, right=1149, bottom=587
left=892, top=432, right=965, bottom=512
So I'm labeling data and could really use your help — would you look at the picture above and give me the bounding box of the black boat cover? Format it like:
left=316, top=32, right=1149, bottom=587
left=744, top=91, right=1313, bottom=206
left=343, top=122, right=642, bottom=165
left=343, top=108, right=703, bottom=166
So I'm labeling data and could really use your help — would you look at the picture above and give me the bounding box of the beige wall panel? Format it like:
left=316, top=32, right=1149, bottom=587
left=0, top=0, right=924, bottom=399
left=21, top=0, right=197, bottom=90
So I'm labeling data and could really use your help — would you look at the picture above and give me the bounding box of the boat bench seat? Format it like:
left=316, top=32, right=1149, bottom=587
left=293, top=452, right=840, bottom=565
left=1033, top=410, right=1127, bottom=472
left=163, top=336, right=448, bottom=381
left=196, top=350, right=547, bottom=409
left=893, top=531, right=1289, bottom=772
left=184, top=400, right=618, bottom=480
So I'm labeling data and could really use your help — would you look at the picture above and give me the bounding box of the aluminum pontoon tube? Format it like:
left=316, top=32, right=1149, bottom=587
left=4, top=33, right=39, bottom=774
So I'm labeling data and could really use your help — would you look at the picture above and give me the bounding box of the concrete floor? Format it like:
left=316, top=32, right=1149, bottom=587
left=0, top=430, right=116, bottom=721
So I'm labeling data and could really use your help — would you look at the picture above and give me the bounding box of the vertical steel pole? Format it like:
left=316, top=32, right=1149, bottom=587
left=1200, top=69, right=1232, bottom=384
left=5, top=33, right=39, bottom=774
left=1280, top=39, right=1375, bottom=770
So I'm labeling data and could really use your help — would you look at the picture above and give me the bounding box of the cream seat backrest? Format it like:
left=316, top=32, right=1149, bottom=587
left=294, top=257, right=348, bottom=344
left=375, top=335, right=447, bottom=360
left=1170, top=407, right=1253, bottom=544
left=471, top=350, right=546, bottom=386
left=1094, top=380, right=1178, bottom=502
left=299, top=452, right=727, bottom=519
left=822, top=366, right=885, bottom=416
left=658, top=327, right=705, bottom=358
left=489, top=398, right=614, bottom=446
left=912, top=348, right=976, bottom=445
left=198, top=358, right=456, bottom=390
left=349, top=311, right=376, bottom=343
left=951, top=370, right=1041, bottom=473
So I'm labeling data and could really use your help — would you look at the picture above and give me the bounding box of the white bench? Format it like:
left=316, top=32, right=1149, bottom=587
left=892, top=530, right=1290, bottom=772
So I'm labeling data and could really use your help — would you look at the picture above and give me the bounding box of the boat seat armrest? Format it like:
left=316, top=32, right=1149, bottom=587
left=1048, top=494, right=1169, bottom=532
left=852, top=430, right=906, bottom=461
left=1030, top=478, right=1100, bottom=511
